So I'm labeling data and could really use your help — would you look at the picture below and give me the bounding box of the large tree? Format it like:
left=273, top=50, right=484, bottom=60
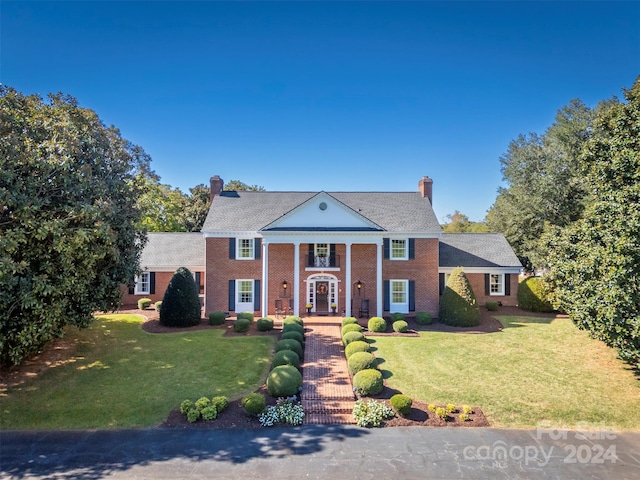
left=545, top=77, right=640, bottom=369
left=137, top=177, right=188, bottom=232
left=486, top=99, right=599, bottom=270
left=441, top=210, right=489, bottom=233
left=0, top=87, right=147, bottom=366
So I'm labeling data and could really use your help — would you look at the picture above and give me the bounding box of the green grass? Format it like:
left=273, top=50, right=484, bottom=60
left=1, top=314, right=275, bottom=429
left=372, top=314, right=640, bottom=430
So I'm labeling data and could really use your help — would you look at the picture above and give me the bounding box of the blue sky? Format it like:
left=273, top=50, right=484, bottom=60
left=2, top=1, right=639, bottom=222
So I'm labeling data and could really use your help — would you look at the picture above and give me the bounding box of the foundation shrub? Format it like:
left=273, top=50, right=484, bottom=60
left=341, top=317, right=359, bottom=326
left=341, top=323, right=363, bottom=336
left=415, top=311, right=432, bottom=325
left=344, top=340, right=370, bottom=359
left=368, top=317, right=387, bottom=333
left=281, top=330, right=304, bottom=344
left=233, top=318, right=251, bottom=333
left=282, top=323, right=305, bottom=336
left=236, top=311, right=254, bottom=323
left=271, top=349, right=300, bottom=369
left=208, top=311, right=226, bottom=325
left=342, top=331, right=366, bottom=347
left=283, top=316, right=304, bottom=326
left=485, top=301, right=499, bottom=311
left=256, top=317, right=274, bottom=331
left=390, top=394, right=412, bottom=415
left=390, top=312, right=405, bottom=322
left=392, top=320, right=409, bottom=333
left=275, top=338, right=303, bottom=358
left=137, top=298, right=152, bottom=310
left=242, top=393, right=266, bottom=416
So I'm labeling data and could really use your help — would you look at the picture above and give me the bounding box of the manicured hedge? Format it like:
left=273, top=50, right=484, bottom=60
left=368, top=317, right=387, bottom=333
left=345, top=340, right=370, bottom=359
left=353, top=369, right=384, bottom=396
left=267, top=365, right=303, bottom=397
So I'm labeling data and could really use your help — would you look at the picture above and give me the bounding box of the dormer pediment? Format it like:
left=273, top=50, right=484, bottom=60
left=261, top=192, right=383, bottom=231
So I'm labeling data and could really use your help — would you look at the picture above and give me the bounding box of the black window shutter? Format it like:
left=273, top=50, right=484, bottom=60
left=195, top=272, right=201, bottom=293
left=484, top=274, right=490, bottom=295
left=505, top=274, right=511, bottom=296
left=228, top=280, right=235, bottom=311
left=409, top=280, right=415, bottom=311
left=383, top=280, right=390, bottom=311
left=254, top=280, right=261, bottom=311
left=128, top=277, right=134, bottom=295
left=229, top=238, right=236, bottom=259
left=149, top=272, right=156, bottom=294
left=308, top=243, right=314, bottom=255
left=408, top=238, right=415, bottom=259
left=330, top=243, right=336, bottom=257
left=254, top=238, right=261, bottom=259
left=383, top=239, right=390, bottom=259
left=439, top=273, right=445, bottom=295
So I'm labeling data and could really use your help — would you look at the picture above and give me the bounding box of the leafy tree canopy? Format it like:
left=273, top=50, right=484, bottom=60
left=545, top=76, right=640, bottom=369
left=225, top=179, right=265, bottom=192
left=0, top=86, right=147, bottom=365
left=442, top=210, right=489, bottom=233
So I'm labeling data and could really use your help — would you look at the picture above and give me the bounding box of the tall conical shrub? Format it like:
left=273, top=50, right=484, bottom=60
left=439, top=267, right=480, bottom=327
left=159, top=267, right=201, bottom=327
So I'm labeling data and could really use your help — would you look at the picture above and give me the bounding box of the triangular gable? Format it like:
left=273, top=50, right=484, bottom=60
left=261, top=192, right=383, bottom=231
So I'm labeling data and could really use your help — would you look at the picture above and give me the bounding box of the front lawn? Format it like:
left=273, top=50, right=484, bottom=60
left=1, top=314, right=275, bottom=429
left=372, top=314, right=640, bottom=430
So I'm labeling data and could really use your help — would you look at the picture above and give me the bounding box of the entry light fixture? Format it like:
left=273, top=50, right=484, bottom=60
left=356, top=280, right=362, bottom=290
left=282, top=280, right=288, bottom=290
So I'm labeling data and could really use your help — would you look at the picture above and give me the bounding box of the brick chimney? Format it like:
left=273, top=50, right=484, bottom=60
left=210, top=175, right=224, bottom=203
left=418, top=176, right=433, bottom=204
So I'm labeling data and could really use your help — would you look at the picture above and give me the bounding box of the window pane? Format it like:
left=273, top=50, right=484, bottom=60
left=238, top=280, right=253, bottom=303
left=490, top=274, right=503, bottom=294
left=391, top=239, right=406, bottom=259
left=391, top=280, right=407, bottom=303
left=135, top=272, right=150, bottom=294
left=238, top=239, right=254, bottom=258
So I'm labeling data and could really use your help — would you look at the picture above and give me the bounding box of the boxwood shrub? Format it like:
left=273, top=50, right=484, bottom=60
left=392, top=320, right=408, bottom=333
left=154, top=301, right=162, bottom=311
left=439, top=267, right=480, bottom=327
left=281, top=330, right=304, bottom=344
left=282, top=323, right=305, bottom=336
left=138, top=298, right=152, bottom=310
left=390, top=394, right=412, bottom=415
left=271, top=349, right=300, bottom=369
left=212, top=395, right=229, bottom=413
left=390, top=312, right=404, bottom=322
left=341, top=323, right=363, bottom=336
left=353, top=368, right=384, bottom=396
left=283, top=315, right=304, bottom=326
left=518, top=276, right=554, bottom=312
left=347, top=351, right=377, bottom=374
left=368, top=317, right=387, bottom=333
left=233, top=318, right=251, bottom=333
left=236, top=311, right=254, bottom=323
left=266, top=365, right=303, bottom=397
left=485, top=301, right=499, bottom=311
left=345, top=340, right=370, bottom=359
left=342, top=331, right=366, bottom=346
left=242, top=393, right=266, bottom=416
left=256, top=317, right=275, bottom=331
left=275, top=338, right=303, bottom=358
left=415, top=311, right=432, bottom=325
left=341, top=317, right=359, bottom=326
left=208, top=311, right=226, bottom=325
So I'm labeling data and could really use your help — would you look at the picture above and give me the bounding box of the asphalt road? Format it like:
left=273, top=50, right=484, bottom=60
left=2, top=426, right=639, bottom=479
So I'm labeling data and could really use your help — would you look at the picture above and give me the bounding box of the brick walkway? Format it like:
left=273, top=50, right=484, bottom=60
left=300, top=316, right=357, bottom=424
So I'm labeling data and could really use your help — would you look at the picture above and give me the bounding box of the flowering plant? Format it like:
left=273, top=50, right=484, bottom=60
left=330, top=303, right=337, bottom=309
left=258, top=398, right=305, bottom=427
left=306, top=303, right=312, bottom=309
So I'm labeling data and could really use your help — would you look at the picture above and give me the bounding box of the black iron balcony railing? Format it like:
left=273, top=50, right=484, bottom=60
left=306, top=254, right=340, bottom=268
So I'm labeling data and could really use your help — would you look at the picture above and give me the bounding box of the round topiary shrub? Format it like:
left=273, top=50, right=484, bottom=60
left=341, top=323, right=363, bottom=336
left=439, top=267, right=480, bottom=327
left=485, top=301, right=499, bottom=312
left=208, top=311, right=226, bottom=326
left=275, top=338, right=303, bottom=358
left=390, top=312, right=404, bottom=322
left=281, top=330, right=304, bottom=344
left=342, top=330, right=366, bottom=347
left=345, top=340, right=370, bottom=358
left=271, top=349, right=300, bottom=369
left=138, top=298, right=152, bottom=310
left=390, top=394, right=412, bottom=415
left=368, top=317, right=387, bottom=333
left=266, top=365, right=303, bottom=397
left=236, top=311, right=254, bottom=323
left=233, top=318, right=251, bottom=333
left=242, top=393, right=265, bottom=416
left=212, top=396, right=229, bottom=413
left=347, top=351, right=377, bottom=374
left=415, top=311, right=432, bottom=325
left=159, top=267, right=201, bottom=327
left=283, top=315, right=304, bottom=326
left=256, top=317, right=275, bottom=331
left=393, top=320, right=408, bottom=333
left=341, top=317, right=359, bottom=326
left=353, top=368, right=384, bottom=396
left=518, top=276, right=554, bottom=312
left=282, top=323, right=305, bottom=336
left=154, top=301, right=162, bottom=311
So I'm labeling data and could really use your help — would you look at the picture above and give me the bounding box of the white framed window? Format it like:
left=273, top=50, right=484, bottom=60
left=237, top=238, right=255, bottom=260
left=389, top=279, right=409, bottom=313
left=390, top=239, right=408, bottom=260
left=237, top=280, right=254, bottom=304
left=134, top=272, right=150, bottom=295
left=490, top=274, right=504, bottom=296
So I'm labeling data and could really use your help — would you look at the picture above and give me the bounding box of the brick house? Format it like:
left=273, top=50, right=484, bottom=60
left=198, top=175, right=521, bottom=318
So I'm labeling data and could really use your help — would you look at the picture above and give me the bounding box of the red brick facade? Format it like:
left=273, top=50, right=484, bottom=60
left=121, top=271, right=204, bottom=306
left=465, top=272, right=519, bottom=307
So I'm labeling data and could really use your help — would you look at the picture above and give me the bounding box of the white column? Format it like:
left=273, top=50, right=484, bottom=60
left=377, top=240, right=383, bottom=317
left=261, top=241, right=269, bottom=318
left=345, top=242, right=352, bottom=317
left=293, top=242, right=300, bottom=316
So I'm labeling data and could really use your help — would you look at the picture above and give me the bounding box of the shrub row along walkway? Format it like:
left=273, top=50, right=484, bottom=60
left=301, top=316, right=357, bottom=424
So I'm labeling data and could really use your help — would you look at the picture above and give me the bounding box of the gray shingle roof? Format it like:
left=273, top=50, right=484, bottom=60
left=140, top=232, right=205, bottom=268
left=439, top=233, right=522, bottom=268
left=202, top=191, right=441, bottom=233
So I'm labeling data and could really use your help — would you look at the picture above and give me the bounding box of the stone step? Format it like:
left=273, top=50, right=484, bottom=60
left=303, top=400, right=355, bottom=414
left=304, top=412, right=355, bottom=425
